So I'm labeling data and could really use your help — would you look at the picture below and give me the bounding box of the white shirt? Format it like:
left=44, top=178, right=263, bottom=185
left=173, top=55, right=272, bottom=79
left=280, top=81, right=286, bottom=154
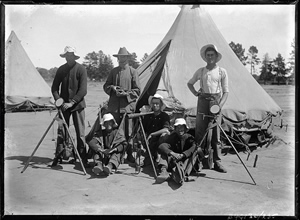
left=188, top=66, right=229, bottom=94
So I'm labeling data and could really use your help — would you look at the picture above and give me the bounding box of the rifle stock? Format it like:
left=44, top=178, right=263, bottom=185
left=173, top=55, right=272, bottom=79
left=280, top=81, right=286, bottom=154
left=127, top=111, right=154, bottom=119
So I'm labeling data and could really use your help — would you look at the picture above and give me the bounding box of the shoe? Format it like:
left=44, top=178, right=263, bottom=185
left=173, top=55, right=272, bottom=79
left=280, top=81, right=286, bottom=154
left=214, top=162, right=227, bottom=173
left=103, top=165, right=112, bottom=176
left=92, top=162, right=103, bottom=175
left=155, top=167, right=169, bottom=184
left=126, top=153, right=135, bottom=163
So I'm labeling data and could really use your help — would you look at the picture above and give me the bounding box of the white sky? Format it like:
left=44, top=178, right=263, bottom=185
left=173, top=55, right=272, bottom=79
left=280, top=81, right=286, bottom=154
left=4, top=4, right=295, bottom=71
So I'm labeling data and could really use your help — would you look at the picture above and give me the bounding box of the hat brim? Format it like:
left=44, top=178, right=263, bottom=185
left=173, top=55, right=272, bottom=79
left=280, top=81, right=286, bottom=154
left=174, top=123, right=189, bottom=129
left=60, top=52, right=80, bottom=60
left=200, top=44, right=222, bottom=63
left=113, top=54, right=132, bottom=57
left=148, top=96, right=166, bottom=111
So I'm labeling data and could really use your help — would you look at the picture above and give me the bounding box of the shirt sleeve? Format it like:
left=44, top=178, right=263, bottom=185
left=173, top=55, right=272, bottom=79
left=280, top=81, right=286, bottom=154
left=126, top=68, right=141, bottom=103
left=220, top=68, right=229, bottom=93
left=188, top=68, right=202, bottom=85
left=162, top=112, right=170, bottom=129
left=72, top=65, right=88, bottom=103
left=51, top=67, right=62, bottom=101
left=103, top=69, right=115, bottom=95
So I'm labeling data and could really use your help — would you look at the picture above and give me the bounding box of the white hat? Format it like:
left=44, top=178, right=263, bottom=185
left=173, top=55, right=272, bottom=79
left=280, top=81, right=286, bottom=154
left=200, top=44, right=222, bottom=63
left=148, top=93, right=166, bottom=111
left=101, top=113, right=118, bottom=126
left=60, top=46, right=80, bottom=60
left=174, top=118, right=189, bottom=129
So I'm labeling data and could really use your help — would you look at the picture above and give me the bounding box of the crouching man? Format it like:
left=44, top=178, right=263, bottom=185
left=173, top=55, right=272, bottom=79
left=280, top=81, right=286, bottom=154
left=156, top=118, right=201, bottom=185
left=88, top=113, right=127, bottom=176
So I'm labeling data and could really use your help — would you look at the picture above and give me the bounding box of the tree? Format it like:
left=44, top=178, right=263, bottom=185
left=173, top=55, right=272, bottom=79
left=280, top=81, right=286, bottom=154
left=288, top=38, right=295, bottom=78
left=271, top=53, right=288, bottom=85
left=36, top=67, right=51, bottom=80
left=229, top=41, right=247, bottom=65
left=140, top=53, right=149, bottom=63
left=246, top=46, right=260, bottom=75
left=128, top=52, right=140, bottom=69
left=49, top=67, right=58, bottom=79
left=259, top=53, right=274, bottom=84
left=82, top=50, right=114, bottom=81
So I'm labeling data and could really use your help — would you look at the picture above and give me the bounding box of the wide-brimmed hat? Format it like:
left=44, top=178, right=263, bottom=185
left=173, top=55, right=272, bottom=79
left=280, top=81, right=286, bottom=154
left=113, top=47, right=132, bottom=57
left=101, top=113, right=118, bottom=127
left=174, top=118, right=189, bottom=129
left=200, top=44, right=222, bottom=63
left=148, top=93, right=166, bottom=111
left=60, top=46, right=80, bottom=60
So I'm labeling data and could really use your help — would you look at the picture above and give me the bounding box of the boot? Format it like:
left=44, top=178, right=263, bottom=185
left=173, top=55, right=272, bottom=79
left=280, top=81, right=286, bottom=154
left=155, top=167, right=169, bottom=184
left=214, top=161, right=227, bottom=173
left=92, top=161, right=103, bottom=175
left=103, top=163, right=113, bottom=176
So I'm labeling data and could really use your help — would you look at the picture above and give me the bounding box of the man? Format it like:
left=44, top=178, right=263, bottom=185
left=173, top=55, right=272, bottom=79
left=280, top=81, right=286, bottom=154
left=103, top=47, right=140, bottom=162
left=88, top=113, right=127, bottom=176
left=138, top=93, right=170, bottom=167
left=156, top=118, right=199, bottom=184
left=51, top=46, right=89, bottom=166
left=187, top=44, right=229, bottom=173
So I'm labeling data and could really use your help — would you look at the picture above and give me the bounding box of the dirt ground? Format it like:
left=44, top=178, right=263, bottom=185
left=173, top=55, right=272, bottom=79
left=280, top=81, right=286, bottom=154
left=3, top=83, right=295, bottom=216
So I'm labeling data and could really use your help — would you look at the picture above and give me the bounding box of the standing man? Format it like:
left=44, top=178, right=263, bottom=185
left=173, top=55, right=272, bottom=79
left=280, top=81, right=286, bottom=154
left=103, top=47, right=141, bottom=162
left=187, top=44, right=229, bottom=173
left=51, top=46, right=89, bottom=166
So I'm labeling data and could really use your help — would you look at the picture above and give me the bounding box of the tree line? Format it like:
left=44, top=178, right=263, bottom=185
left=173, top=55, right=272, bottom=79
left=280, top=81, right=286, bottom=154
left=229, top=39, right=295, bottom=84
left=38, top=39, right=295, bottom=85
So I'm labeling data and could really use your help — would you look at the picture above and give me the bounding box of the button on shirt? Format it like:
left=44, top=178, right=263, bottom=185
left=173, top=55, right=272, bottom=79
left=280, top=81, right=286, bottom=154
left=142, top=112, right=170, bottom=136
left=188, top=66, right=229, bottom=94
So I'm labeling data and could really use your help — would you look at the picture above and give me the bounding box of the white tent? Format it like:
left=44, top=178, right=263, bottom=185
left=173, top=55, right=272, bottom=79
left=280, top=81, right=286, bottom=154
left=5, top=31, right=54, bottom=111
left=136, top=5, right=282, bottom=128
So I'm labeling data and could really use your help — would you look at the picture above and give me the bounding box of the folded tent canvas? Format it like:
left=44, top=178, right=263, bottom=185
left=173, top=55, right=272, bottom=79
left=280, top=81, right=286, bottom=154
left=5, top=31, right=54, bottom=112
left=136, top=5, right=282, bottom=134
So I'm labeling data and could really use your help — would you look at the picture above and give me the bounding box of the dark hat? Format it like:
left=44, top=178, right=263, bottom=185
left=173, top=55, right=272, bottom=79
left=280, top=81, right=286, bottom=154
left=113, top=47, right=132, bottom=57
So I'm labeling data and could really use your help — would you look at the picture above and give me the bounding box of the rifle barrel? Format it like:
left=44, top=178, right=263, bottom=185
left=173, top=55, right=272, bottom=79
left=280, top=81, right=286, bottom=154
left=127, top=111, right=154, bottom=119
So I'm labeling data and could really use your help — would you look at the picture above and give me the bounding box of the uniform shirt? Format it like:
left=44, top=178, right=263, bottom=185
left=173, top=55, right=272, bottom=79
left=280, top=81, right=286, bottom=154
left=142, top=111, right=170, bottom=137
left=103, top=64, right=140, bottom=113
left=51, top=62, right=87, bottom=112
left=188, top=65, right=229, bottom=94
left=159, top=132, right=196, bottom=158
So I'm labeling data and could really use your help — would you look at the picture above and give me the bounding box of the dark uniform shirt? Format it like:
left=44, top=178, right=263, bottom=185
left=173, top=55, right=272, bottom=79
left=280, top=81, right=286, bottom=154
left=142, top=111, right=170, bottom=137
left=159, top=132, right=196, bottom=158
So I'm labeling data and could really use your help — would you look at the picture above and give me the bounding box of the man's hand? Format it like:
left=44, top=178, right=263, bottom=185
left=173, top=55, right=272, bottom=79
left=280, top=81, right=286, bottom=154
left=116, top=88, right=128, bottom=97
left=170, top=152, right=184, bottom=161
left=62, top=102, right=74, bottom=111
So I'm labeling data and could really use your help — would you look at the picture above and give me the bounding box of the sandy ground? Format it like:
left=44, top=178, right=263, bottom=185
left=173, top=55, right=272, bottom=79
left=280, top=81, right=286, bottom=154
left=3, top=83, right=295, bottom=216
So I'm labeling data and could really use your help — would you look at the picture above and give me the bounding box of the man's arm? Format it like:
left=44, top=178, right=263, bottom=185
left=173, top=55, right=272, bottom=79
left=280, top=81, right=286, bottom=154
left=187, top=82, right=200, bottom=97
left=51, top=69, right=62, bottom=101
left=219, top=92, right=228, bottom=109
left=71, top=66, right=87, bottom=103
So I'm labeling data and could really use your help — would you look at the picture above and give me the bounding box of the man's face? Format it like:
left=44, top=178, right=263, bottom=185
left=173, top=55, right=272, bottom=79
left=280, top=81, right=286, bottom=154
left=65, top=52, right=76, bottom=64
left=151, top=98, right=162, bottom=112
left=118, top=56, right=129, bottom=67
left=103, top=120, right=114, bottom=133
left=175, top=125, right=186, bottom=137
left=205, top=50, right=218, bottom=64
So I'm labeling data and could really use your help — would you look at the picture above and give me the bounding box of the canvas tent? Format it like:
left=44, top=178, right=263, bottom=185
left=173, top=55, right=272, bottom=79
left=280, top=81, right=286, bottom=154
left=5, top=31, right=54, bottom=112
left=136, top=5, right=282, bottom=145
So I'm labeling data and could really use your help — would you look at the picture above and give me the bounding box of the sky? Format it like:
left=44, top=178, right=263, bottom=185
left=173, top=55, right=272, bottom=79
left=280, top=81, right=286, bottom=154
left=4, top=4, right=295, bottom=71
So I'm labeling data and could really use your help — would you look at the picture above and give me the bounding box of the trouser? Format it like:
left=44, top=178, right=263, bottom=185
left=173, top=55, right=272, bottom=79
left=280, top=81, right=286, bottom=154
left=61, top=108, right=87, bottom=161
left=195, top=94, right=222, bottom=163
left=88, top=138, right=125, bottom=169
left=157, top=143, right=197, bottom=177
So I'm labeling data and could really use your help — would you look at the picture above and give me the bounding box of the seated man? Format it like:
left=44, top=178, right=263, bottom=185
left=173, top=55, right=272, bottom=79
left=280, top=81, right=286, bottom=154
left=156, top=118, right=202, bottom=184
left=88, top=113, right=127, bottom=176
left=139, top=93, right=170, bottom=167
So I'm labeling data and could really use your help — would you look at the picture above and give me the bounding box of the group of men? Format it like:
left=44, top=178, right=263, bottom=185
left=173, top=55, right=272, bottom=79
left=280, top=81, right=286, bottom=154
left=51, top=43, right=229, bottom=185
